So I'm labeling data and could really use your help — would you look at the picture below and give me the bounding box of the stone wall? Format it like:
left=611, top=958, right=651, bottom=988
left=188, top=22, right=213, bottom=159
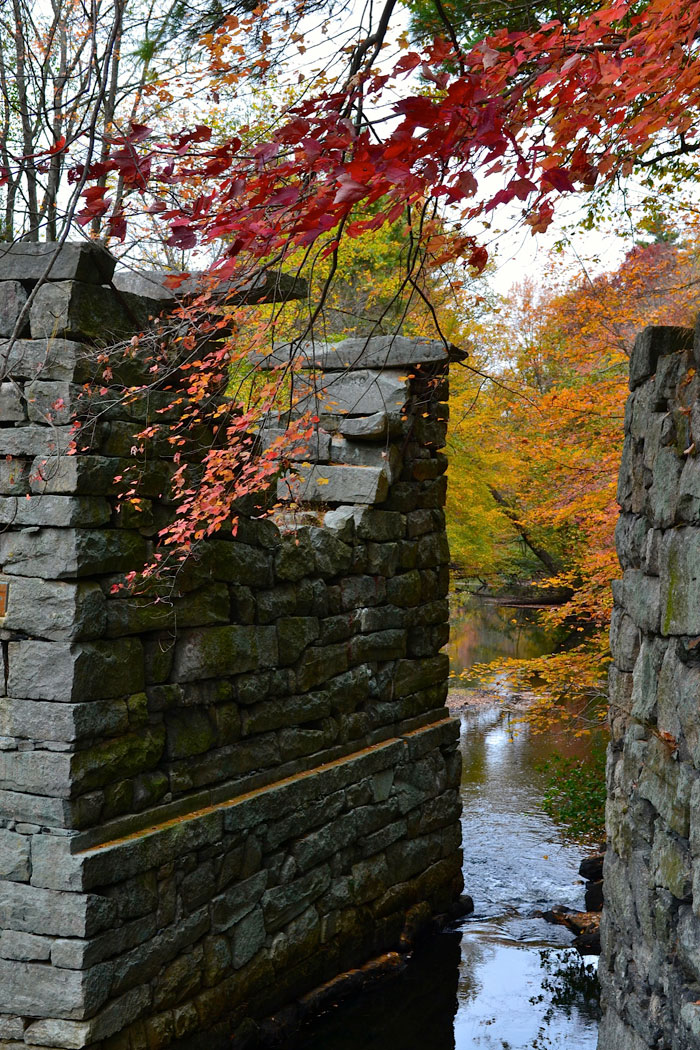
left=601, top=321, right=700, bottom=1049
left=0, top=243, right=463, bottom=1050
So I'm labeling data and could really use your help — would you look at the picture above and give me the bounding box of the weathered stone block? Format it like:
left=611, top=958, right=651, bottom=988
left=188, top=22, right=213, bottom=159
left=0, top=828, right=30, bottom=881
left=207, top=540, right=273, bottom=587
left=262, top=866, right=330, bottom=932
left=659, top=527, right=700, bottom=634
left=22, top=987, right=151, bottom=1048
left=0, top=956, right=113, bottom=1019
left=278, top=464, right=389, bottom=505
left=0, top=527, right=148, bottom=578
left=0, top=424, right=73, bottom=458
left=0, top=929, right=52, bottom=961
left=392, top=655, right=449, bottom=697
left=0, top=279, right=29, bottom=338
left=30, top=455, right=171, bottom=498
left=0, top=575, right=106, bottom=640
left=171, top=625, right=278, bottom=681
left=106, top=585, right=229, bottom=637
left=0, top=338, right=92, bottom=384
left=0, top=696, right=128, bottom=743
left=629, top=325, right=693, bottom=390
left=25, top=379, right=74, bottom=424
left=308, top=528, right=353, bottom=577
left=0, top=494, right=111, bottom=527
left=211, top=872, right=267, bottom=933
left=0, top=241, right=116, bottom=284
left=295, top=643, right=348, bottom=691
left=257, top=424, right=331, bottom=462
left=260, top=335, right=446, bottom=371
left=7, top=638, right=144, bottom=701
left=0, top=749, right=73, bottom=797
left=72, top=728, right=165, bottom=795
left=231, top=906, right=265, bottom=969
left=277, top=616, right=320, bottom=665
left=30, top=281, right=157, bottom=342
left=621, top=568, right=661, bottom=633
left=0, top=380, right=26, bottom=422
left=0, top=880, right=115, bottom=937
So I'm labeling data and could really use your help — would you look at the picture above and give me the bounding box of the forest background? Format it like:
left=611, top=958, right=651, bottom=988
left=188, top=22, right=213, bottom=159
left=2, top=0, right=700, bottom=790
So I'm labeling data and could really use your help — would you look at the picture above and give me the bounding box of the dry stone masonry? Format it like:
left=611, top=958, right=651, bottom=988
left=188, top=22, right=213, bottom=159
left=0, top=243, right=463, bottom=1050
left=603, top=321, right=700, bottom=1050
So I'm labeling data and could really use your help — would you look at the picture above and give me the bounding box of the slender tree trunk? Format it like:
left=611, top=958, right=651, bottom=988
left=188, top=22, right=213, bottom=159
left=12, top=0, right=40, bottom=239
left=489, top=487, right=562, bottom=576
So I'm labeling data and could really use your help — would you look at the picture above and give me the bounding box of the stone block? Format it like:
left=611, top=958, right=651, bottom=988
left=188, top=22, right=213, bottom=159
left=339, top=411, right=396, bottom=440
left=0, top=424, right=73, bottom=458
left=0, top=929, right=52, bottom=961
left=330, top=435, right=402, bottom=479
left=339, top=574, right=385, bottom=610
left=278, top=464, right=389, bottom=505
left=0, top=381, right=26, bottom=422
left=0, top=338, right=90, bottom=383
left=7, top=638, right=144, bottom=701
left=392, top=654, right=448, bottom=697
left=659, top=527, right=700, bottom=634
left=231, top=906, right=265, bottom=968
left=0, top=575, right=106, bottom=640
left=621, top=569, right=661, bottom=633
left=0, top=696, right=128, bottom=743
left=106, top=585, right=229, bottom=637
left=0, top=495, right=111, bottom=527
left=0, top=788, right=70, bottom=826
left=295, top=643, right=348, bottom=691
left=207, top=540, right=274, bottom=587
left=0, top=828, right=30, bottom=881
left=0, top=1015, right=24, bottom=1039
left=23, top=986, right=151, bottom=1047
left=257, top=425, right=331, bottom=462
left=0, top=880, right=115, bottom=937
left=262, top=865, right=330, bottom=932
left=0, top=749, right=72, bottom=797
left=277, top=616, right=320, bottom=665
left=211, top=871, right=267, bottom=933
left=0, top=279, right=29, bottom=338
left=0, top=241, right=116, bottom=284
left=0, top=527, right=148, bottom=578
left=71, top=727, right=165, bottom=795
left=629, top=326, right=692, bottom=390
left=171, top=625, right=278, bottom=681
left=260, top=335, right=446, bottom=370
left=306, top=528, right=352, bottom=577
left=0, top=457, right=31, bottom=495
left=30, top=281, right=157, bottom=342
left=350, top=630, right=406, bottom=664
left=25, top=379, right=74, bottom=424
left=0, top=956, right=113, bottom=1019
left=295, top=369, right=408, bottom=418
left=274, top=532, right=313, bottom=582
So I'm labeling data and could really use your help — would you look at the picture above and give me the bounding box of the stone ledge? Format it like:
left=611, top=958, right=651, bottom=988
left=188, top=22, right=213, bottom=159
left=68, top=718, right=457, bottom=871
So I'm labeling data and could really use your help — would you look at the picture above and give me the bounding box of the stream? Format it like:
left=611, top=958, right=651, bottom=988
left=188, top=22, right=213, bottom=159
left=286, top=598, right=602, bottom=1049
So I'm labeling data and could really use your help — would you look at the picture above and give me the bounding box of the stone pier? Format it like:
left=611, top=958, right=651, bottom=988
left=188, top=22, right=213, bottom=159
left=0, top=243, right=463, bottom=1050
left=602, top=321, right=700, bottom=1049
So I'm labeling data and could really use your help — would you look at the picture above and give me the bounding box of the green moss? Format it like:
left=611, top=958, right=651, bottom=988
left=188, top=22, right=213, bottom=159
left=663, top=547, right=680, bottom=635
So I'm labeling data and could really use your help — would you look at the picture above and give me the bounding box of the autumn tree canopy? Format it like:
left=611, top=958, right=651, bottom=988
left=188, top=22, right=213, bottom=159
left=2, top=0, right=700, bottom=587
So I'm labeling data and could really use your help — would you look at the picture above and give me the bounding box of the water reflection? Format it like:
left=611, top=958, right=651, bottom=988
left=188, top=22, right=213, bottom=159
left=287, top=932, right=462, bottom=1050
left=448, top=599, right=561, bottom=686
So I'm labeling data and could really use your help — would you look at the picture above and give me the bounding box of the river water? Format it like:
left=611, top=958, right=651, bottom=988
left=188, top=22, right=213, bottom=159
left=283, top=598, right=602, bottom=1050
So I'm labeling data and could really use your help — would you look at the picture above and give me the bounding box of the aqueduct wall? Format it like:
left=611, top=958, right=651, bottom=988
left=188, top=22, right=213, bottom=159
left=602, top=321, right=700, bottom=1050
left=0, top=242, right=462, bottom=1050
